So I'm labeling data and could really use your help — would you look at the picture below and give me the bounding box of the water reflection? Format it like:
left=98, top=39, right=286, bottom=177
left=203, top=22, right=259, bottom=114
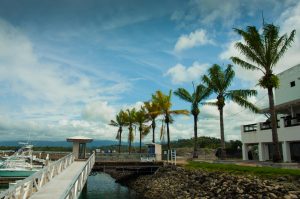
left=79, top=172, right=136, bottom=199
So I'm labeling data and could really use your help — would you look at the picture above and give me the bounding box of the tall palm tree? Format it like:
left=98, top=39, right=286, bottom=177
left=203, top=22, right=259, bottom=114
left=152, top=90, right=189, bottom=151
left=174, top=83, right=211, bottom=158
left=124, top=108, right=137, bottom=154
left=109, top=110, right=126, bottom=153
left=202, top=64, right=259, bottom=159
left=134, top=107, right=151, bottom=153
left=144, top=101, right=160, bottom=143
left=231, top=23, right=296, bottom=162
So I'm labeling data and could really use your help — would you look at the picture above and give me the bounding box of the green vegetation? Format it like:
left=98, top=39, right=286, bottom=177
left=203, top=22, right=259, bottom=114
left=144, top=101, right=160, bottom=143
left=109, top=110, right=126, bottom=153
left=231, top=23, right=296, bottom=162
left=186, top=161, right=300, bottom=178
left=174, top=83, right=211, bottom=158
left=151, top=90, right=189, bottom=150
left=202, top=64, right=258, bottom=159
left=135, top=107, right=151, bottom=153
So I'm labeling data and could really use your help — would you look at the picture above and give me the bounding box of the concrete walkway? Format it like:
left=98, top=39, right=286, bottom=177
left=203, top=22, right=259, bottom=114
left=30, top=161, right=86, bottom=199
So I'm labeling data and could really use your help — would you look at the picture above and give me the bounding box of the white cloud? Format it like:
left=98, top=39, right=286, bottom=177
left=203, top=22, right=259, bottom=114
left=165, top=62, right=209, bottom=84
left=0, top=19, right=132, bottom=140
left=275, top=1, right=300, bottom=71
left=82, top=101, right=116, bottom=122
left=171, top=0, right=240, bottom=29
left=219, top=39, right=262, bottom=84
left=174, top=29, right=213, bottom=52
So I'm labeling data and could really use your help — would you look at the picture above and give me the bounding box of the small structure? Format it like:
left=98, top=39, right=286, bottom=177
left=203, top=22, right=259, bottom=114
left=146, top=143, right=162, bottom=161
left=67, top=136, right=93, bottom=160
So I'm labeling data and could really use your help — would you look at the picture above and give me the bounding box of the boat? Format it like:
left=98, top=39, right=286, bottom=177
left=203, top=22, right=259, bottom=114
left=0, top=143, right=44, bottom=177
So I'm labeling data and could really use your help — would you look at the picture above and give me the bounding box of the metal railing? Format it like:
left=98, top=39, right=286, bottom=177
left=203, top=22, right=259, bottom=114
left=284, top=116, right=300, bottom=127
left=95, top=153, right=156, bottom=162
left=259, top=120, right=280, bottom=130
left=243, top=123, right=257, bottom=132
left=60, top=152, right=95, bottom=199
left=0, top=153, right=74, bottom=199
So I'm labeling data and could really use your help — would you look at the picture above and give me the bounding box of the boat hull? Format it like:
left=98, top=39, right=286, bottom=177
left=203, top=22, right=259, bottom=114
left=0, top=170, right=36, bottom=177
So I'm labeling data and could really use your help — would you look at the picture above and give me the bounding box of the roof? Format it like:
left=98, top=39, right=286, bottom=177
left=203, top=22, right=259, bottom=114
left=66, top=136, right=93, bottom=143
left=260, top=98, right=300, bottom=114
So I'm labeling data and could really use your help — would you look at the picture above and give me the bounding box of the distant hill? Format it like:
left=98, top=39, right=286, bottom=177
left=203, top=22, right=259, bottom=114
left=0, top=140, right=119, bottom=147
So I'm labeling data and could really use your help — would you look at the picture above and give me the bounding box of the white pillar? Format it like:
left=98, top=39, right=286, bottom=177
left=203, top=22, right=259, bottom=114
left=264, top=144, right=270, bottom=160
left=280, top=117, right=285, bottom=129
left=282, top=141, right=291, bottom=162
left=242, top=143, right=248, bottom=161
left=258, top=142, right=264, bottom=161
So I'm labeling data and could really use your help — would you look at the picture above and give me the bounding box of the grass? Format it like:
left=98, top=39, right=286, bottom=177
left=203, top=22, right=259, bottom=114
left=185, top=161, right=300, bottom=178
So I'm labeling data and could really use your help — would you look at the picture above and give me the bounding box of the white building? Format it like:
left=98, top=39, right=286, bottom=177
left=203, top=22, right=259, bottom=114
left=241, top=64, right=300, bottom=162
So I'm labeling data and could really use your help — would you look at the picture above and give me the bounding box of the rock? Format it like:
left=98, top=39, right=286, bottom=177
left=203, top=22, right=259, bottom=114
left=269, top=192, right=277, bottom=198
left=121, top=166, right=300, bottom=199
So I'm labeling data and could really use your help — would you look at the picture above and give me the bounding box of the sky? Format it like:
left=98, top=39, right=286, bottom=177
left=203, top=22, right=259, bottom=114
left=0, top=0, right=300, bottom=142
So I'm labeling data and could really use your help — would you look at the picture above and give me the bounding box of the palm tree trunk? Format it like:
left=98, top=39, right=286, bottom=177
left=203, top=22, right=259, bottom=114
left=268, top=87, right=282, bottom=162
left=152, top=120, right=156, bottom=143
left=119, top=130, right=122, bottom=153
left=129, top=139, right=131, bottom=154
left=219, top=108, right=226, bottom=159
left=128, top=127, right=132, bottom=154
left=139, top=126, right=142, bottom=154
left=166, top=121, right=171, bottom=151
left=193, top=114, right=198, bottom=158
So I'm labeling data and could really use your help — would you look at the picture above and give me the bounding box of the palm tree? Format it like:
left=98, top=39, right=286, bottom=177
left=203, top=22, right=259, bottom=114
left=152, top=90, right=189, bottom=151
left=144, top=101, right=160, bottom=143
left=124, top=108, right=137, bottom=154
left=174, top=83, right=211, bottom=158
left=109, top=110, right=126, bottom=153
left=202, top=64, right=259, bottom=159
left=231, top=23, right=296, bottom=162
left=134, top=107, right=151, bottom=153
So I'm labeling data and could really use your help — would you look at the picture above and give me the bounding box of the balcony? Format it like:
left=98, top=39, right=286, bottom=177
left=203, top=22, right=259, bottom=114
left=241, top=116, right=300, bottom=144
left=283, top=116, right=300, bottom=127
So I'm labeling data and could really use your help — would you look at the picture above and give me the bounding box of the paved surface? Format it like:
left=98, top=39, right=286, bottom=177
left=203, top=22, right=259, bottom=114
left=30, top=161, right=86, bottom=199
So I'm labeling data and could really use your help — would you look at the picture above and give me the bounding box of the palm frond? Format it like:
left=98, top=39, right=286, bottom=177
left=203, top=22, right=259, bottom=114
left=273, top=29, right=296, bottom=65
left=229, top=95, right=259, bottom=113
left=231, top=57, right=265, bottom=73
left=174, top=88, right=193, bottom=103
left=223, top=64, right=235, bottom=91
left=202, top=101, right=218, bottom=107
left=226, top=89, right=257, bottom=98
left=169, top=110, right=189, bottom=115
left=109, top=120, right=118, bottom=127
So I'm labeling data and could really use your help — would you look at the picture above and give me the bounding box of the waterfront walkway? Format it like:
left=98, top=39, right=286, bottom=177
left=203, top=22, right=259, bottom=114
left=30, top=161, right=86, bottom=199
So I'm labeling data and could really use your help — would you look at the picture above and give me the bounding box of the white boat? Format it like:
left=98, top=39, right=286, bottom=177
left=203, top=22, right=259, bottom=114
left=0, top=144, right=44, bottom=177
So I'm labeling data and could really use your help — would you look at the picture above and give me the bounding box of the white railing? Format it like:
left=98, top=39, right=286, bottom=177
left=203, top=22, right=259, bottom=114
left=0, top=153, right=74, bottom=199
left=60, top=152, right=95, bottom=199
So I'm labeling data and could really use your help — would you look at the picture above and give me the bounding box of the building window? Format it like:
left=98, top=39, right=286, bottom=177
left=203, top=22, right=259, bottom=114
left=290, top=81, right=295, bottom=87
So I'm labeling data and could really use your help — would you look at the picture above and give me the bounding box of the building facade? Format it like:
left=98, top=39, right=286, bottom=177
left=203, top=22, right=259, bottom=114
left=241, top=64, right=300, bottom=162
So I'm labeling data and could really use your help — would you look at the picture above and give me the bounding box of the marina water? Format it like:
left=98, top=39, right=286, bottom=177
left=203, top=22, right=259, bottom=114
left=79, top=172, right=136, bottom=199
left=0, top=171, right=136, bottom=198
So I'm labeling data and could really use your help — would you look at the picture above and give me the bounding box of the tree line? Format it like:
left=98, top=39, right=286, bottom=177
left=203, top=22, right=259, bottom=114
left=110, top=22, right=296, bottom=162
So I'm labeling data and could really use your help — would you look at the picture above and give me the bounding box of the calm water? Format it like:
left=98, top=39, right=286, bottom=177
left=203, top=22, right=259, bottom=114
left=0, top=184, right=8, bottom=193
left=79, top=172, right=137, bottom=199
left=0, top=172, right=136, bottom=198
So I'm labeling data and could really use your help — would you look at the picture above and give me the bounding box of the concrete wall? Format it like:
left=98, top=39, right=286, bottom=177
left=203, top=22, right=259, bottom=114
left=275, top=64, right=300, bottom=105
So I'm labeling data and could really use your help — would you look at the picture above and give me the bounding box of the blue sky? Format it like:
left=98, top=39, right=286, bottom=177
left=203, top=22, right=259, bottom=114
left=0, top=0, right=300, bottom=142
